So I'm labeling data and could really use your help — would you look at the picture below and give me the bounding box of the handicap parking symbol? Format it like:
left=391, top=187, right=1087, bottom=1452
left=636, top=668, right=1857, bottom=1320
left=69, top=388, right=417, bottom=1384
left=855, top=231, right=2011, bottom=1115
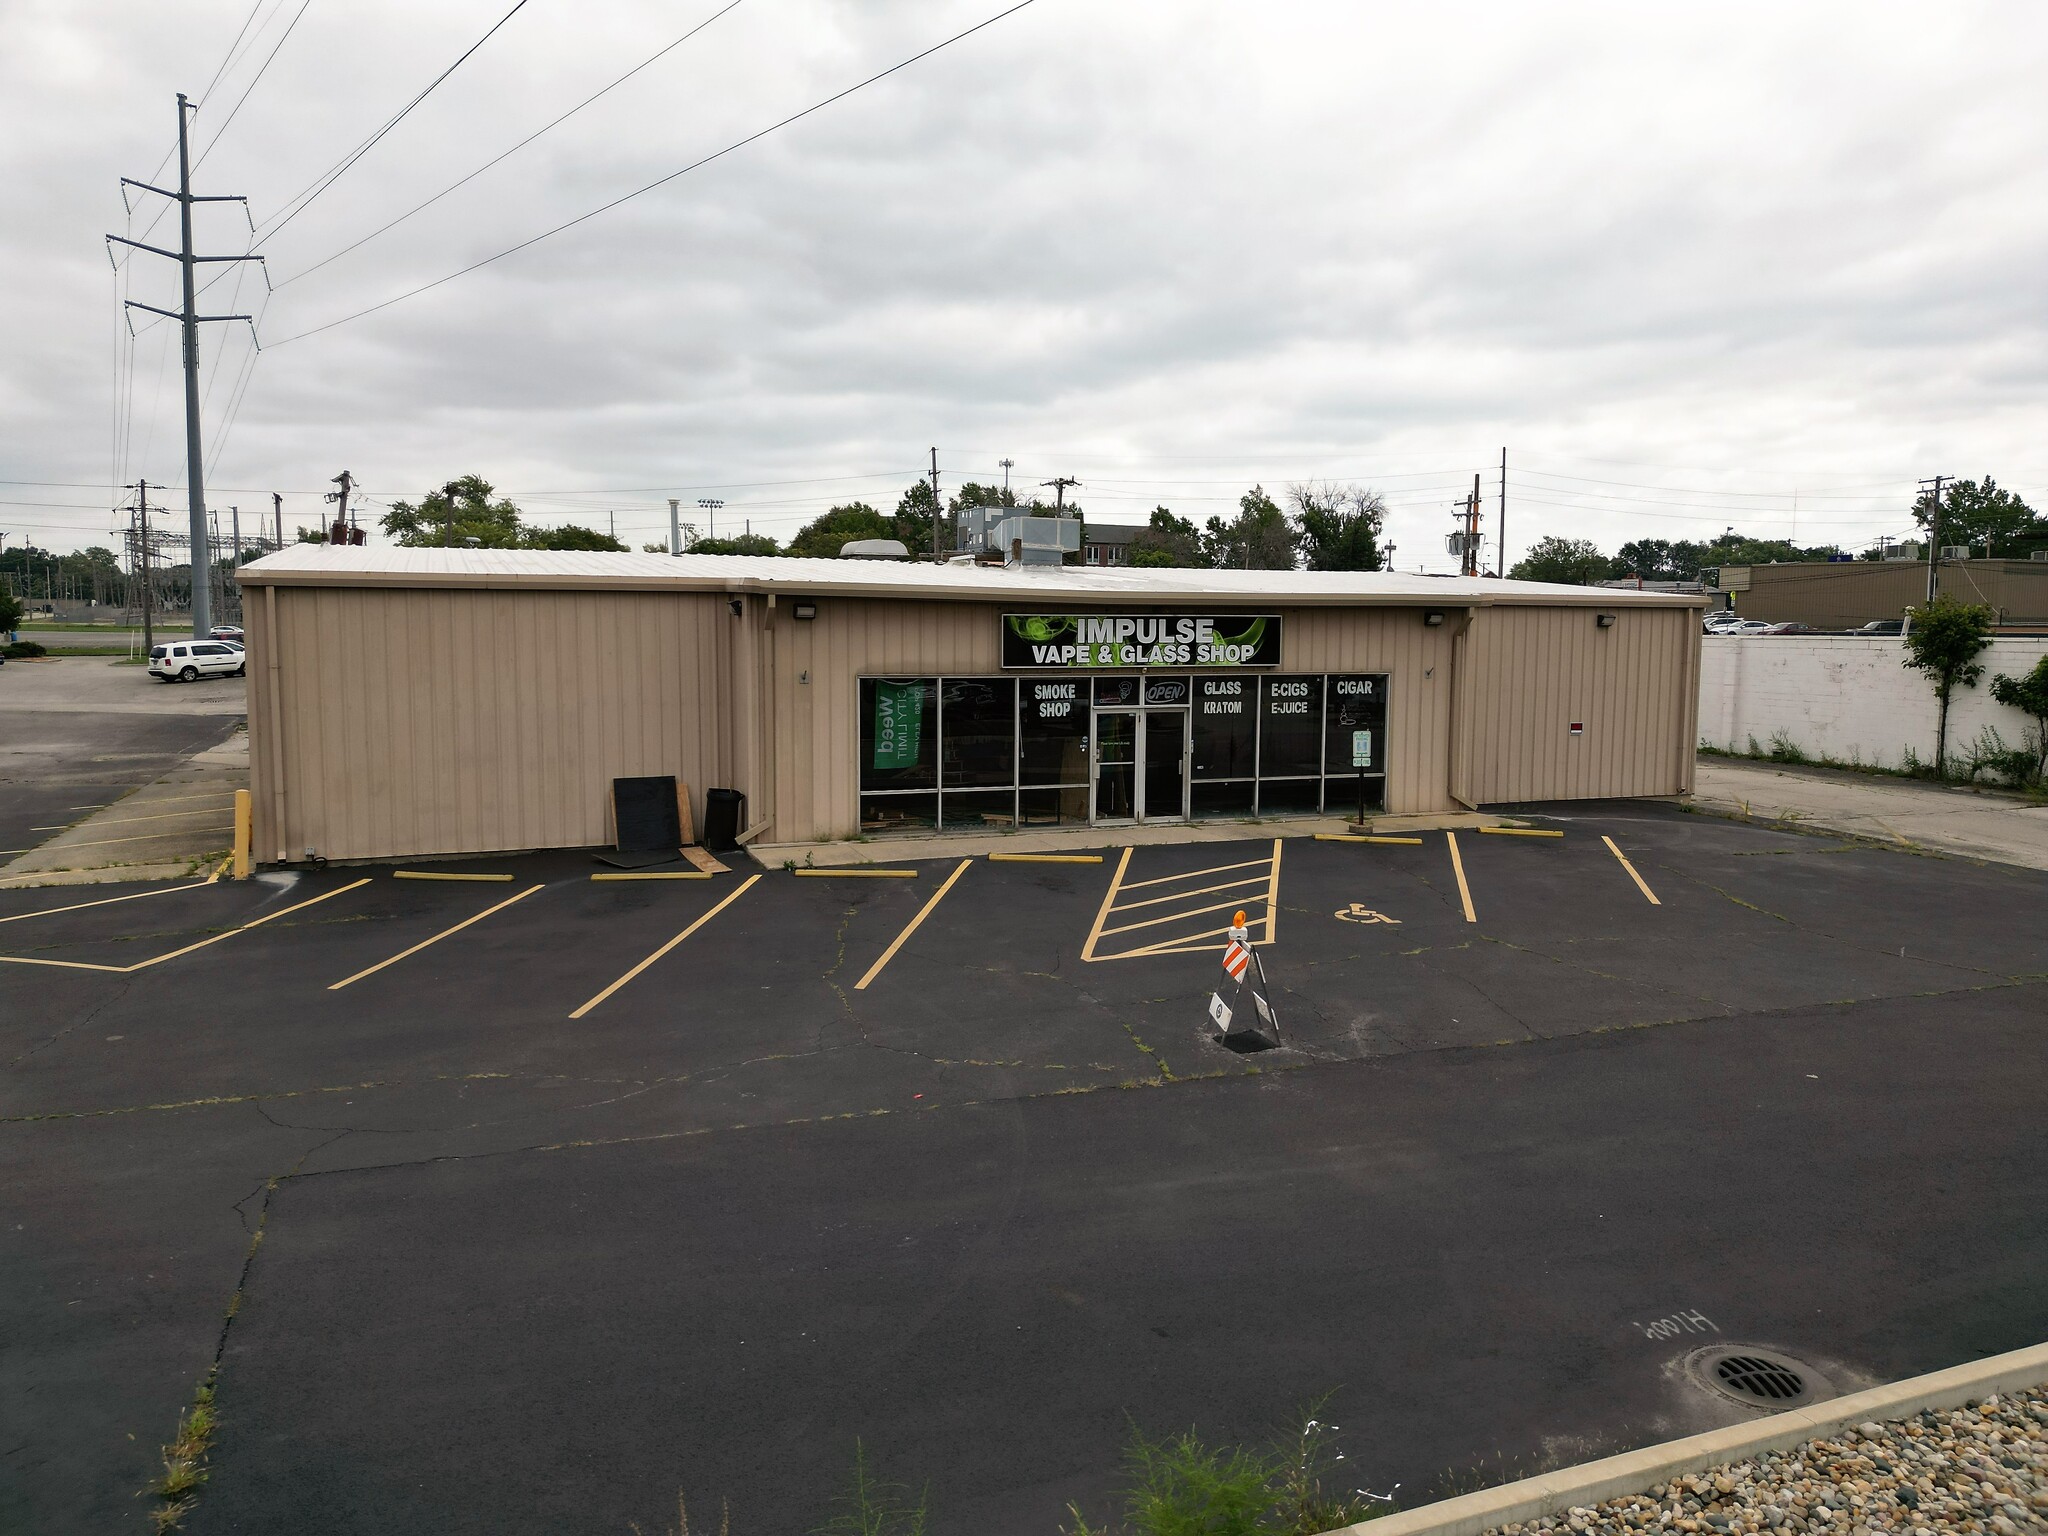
left=1334, top=902, right=1400, bottom=925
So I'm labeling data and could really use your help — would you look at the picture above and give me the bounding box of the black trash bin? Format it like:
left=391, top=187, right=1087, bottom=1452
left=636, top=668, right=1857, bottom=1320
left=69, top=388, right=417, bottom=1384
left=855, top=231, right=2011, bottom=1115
left=702, top=787, right=746, bottom=852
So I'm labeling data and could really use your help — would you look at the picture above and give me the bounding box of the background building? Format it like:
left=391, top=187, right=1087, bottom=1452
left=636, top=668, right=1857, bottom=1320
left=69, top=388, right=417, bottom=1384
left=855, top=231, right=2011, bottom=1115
left=1718, top=558, right=2048, bottom=628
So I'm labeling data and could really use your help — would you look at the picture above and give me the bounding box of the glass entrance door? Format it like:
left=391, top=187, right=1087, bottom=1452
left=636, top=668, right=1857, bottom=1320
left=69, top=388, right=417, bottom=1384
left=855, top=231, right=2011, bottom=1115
left=1140, top=710, right=1189, bottom=822
left=1092, top=710, right=1137, bottom=821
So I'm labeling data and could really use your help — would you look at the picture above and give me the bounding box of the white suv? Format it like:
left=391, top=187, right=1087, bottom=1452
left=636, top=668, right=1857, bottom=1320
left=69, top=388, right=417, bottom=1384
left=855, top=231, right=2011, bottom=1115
left=149, top=640, right=246, bottom=683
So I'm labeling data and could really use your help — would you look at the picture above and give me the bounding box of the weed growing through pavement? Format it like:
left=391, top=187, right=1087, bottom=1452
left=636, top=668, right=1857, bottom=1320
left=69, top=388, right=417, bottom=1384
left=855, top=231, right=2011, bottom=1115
left=813, top=1440, right=929, bottom=1536
left=631, top=1490, right=730, bottom=1536
left=1062, top=1398, right=1395, bottom=1536
left=148, top=1378, right=218, bottom=1532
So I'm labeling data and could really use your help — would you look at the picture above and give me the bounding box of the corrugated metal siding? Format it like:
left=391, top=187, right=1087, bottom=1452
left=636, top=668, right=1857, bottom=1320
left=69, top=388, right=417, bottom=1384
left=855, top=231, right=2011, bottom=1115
left=1459, top=605, right=1698, bottom=803
left=250, top=585, right=727, bottom=862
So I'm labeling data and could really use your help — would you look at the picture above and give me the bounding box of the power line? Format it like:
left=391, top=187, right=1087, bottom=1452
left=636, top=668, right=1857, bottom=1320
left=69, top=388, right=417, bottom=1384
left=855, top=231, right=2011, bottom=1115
left=191, top=0, right=319, bottom=173
left=254, top=0, right=537, bottom=243
left=196, top=0, right=272, bottom=106
left=264, top=0, right=1042, bottom=348
left=276, top=0, right=751, bottom=287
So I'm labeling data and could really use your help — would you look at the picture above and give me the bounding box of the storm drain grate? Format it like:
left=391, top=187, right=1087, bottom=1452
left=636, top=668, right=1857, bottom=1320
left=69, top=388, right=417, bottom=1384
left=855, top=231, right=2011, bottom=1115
left=1715, top=1354, right=1806, bottom=1401
left=1686, top=1346, right=1828, bottom=1410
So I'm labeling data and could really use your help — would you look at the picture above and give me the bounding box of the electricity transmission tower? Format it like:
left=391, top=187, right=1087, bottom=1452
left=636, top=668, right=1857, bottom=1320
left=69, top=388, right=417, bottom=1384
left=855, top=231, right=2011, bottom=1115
left=108, top=93, right=264, bottom=638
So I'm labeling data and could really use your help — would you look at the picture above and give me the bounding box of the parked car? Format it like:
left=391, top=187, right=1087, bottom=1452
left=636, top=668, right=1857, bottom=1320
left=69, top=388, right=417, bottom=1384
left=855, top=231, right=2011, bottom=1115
left=209, top=625, right=244, bottom=642
left=1855, top=619, right=1904, bottom=635
left=1758, top=622, right=1821, bottom=635
left=1702, top=613, right=1746, bottom=633
left=148, top=640, right=246, bottom=683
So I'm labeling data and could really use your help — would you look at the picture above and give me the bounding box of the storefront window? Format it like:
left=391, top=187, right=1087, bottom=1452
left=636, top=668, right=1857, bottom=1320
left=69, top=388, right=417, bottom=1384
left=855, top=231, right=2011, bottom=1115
left=1323, top=675, right=1388, bottom=772
left=943, top=788, right=1017, bottom=829
left=941, top=679, right=1016, bottom=787
left=1258, top=675, right=1323, bottom=778
left=859, top=678, right=937, bottom=791
left=1020, top=679, right=1089, bottom=796
left=860, top=792, right=937, bottom=832
left=1192, top=780, right=1255, bottom=818
left=1192, top=676, right=1255, bottom=780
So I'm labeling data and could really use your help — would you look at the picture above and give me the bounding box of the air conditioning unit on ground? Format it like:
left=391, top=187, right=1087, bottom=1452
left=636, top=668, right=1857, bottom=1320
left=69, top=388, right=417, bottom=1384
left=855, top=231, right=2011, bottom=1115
left=1940, top=546, right=1971, bottom=560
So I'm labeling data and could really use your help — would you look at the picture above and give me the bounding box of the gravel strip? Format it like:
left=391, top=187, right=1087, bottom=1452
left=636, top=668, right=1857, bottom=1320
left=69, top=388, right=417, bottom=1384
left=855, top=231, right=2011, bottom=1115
left=1487, top=1386, right=2048, bottom=1536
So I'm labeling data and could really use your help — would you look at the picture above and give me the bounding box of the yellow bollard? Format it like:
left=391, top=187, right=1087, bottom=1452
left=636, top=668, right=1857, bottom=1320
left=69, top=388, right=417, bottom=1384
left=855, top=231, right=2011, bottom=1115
left=232, top=789, right=252, bottom=880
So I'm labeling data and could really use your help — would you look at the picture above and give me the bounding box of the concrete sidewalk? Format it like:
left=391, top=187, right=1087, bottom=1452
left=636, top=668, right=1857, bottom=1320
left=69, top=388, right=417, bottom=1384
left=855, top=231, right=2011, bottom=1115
left=1692, top=755, right=2048, bottom=871
left=0, top=729, right=246, bottom=887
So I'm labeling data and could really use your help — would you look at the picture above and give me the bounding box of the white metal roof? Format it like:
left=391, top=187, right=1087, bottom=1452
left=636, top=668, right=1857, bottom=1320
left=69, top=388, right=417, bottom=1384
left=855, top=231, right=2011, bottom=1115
left=236, top=544, right=1704, bottom=607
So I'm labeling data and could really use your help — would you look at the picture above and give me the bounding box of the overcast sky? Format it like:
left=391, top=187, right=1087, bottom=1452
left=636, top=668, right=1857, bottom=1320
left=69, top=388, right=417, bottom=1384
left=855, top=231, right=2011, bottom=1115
left=3, top=0, right=2044, bottom=569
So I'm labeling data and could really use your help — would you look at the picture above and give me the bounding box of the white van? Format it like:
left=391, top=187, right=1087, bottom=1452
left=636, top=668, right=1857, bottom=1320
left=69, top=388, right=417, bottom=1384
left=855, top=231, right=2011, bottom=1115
left=148, top=640, right=246, bottom=683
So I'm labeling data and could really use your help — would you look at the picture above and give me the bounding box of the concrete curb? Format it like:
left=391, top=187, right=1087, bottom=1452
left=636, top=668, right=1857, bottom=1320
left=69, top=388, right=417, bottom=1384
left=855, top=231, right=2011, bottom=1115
left=1323, top=1341, right=2048, bottom=1536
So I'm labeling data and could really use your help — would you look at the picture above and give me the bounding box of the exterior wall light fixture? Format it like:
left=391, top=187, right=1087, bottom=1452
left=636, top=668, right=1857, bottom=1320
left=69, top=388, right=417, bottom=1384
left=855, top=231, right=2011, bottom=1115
left=792, top=601, right=818, bottom=621
left=1596, top=612, right=1617, bottom=628
left=1423, top=609, right=1445, bottom=627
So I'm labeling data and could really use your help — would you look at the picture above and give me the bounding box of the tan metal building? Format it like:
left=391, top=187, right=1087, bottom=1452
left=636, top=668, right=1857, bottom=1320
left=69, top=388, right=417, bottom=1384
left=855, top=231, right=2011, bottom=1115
left=1720, top=559, right=2048, bottom=628
left=235, top=548, right=1705, bottom=865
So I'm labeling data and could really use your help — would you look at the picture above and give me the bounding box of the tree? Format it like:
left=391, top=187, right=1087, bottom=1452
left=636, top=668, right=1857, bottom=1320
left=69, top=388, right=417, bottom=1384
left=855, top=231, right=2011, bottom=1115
left=1202, top=485, right=1296, bottom=570
left=1989, top=655, right=2048, bottom=781
left=1902, top=593, right=1996, bottom=775
left=1913, top=477, right=2046, bottom=559
left=1509, top=536, right=1614, bottom=585
left=787, top=503, right=894, bottom=559
left=1128, top=506, right=1204, bottom=567
left=381, top=476, right=524, bottom=548
left=1288, top=482, right=1385, bottom=571
left=0, top=585, right=21, bottom=635
left=524, top=524, right=626, bottom=551
left=689, top=533, right=782, bottom=556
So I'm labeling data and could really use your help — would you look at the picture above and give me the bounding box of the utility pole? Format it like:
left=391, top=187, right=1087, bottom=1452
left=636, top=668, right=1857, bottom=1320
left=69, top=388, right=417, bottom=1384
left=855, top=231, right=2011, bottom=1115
left=608, top=510, right=617, bottom=546
left=1497, top=447, right=1507, bottom=576
left=697, top=499, right=723, bottom=542
left=439, top=480, right=458, bottom=547
left=1041, top=476, right=1080, bottom=512
left=1920, top=475, right=1948, bottom=603
left=108, top=95, right=261, bottom=638
left=930, top=446, right=942, bottom=562
left=668, top=498, right=682, bottom=556
left=272, top=491, right=283, bottom=550
left=230, top=504, right=241, bottom=621
left=137, top=481, right=154, bottom=653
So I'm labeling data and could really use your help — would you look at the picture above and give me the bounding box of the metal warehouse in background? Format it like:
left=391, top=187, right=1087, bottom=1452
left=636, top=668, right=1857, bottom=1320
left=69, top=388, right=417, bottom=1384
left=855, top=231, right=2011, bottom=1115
left=234, top=548, right=1706, bottom=865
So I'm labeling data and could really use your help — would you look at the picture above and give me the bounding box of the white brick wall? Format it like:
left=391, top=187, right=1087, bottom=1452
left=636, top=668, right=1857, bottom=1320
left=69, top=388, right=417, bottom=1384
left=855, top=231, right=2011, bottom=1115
left=1698, top=635, right=2048, bottom=767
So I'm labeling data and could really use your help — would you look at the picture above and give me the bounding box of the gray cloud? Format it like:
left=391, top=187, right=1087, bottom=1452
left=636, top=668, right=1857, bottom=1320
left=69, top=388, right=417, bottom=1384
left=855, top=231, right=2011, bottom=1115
left=2, top=0, right=2044, bottom=563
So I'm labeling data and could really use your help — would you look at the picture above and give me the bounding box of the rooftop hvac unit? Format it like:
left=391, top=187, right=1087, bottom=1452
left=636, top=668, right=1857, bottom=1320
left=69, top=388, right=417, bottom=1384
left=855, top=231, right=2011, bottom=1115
left=2031, top=549, right=2048, bottom=562
left=993, top=514, right=1080, bottom=567
left=1940, top=545, right=1971, bottom=560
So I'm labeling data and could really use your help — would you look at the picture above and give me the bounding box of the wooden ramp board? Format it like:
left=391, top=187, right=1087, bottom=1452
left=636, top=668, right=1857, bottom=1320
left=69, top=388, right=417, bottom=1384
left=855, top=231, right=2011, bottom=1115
left=679, top=845, right=728, bottom=875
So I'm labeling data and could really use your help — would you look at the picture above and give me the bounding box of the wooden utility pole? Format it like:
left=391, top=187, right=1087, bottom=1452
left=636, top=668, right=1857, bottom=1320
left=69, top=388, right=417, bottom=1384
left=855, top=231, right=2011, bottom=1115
left=272, top=491, right=284, bottom=550
left=930, top=446, right=942, bottom=562
left=1920, top=475, right=1948, bottom=603
left=1497, top=447, right=1507, bottom=575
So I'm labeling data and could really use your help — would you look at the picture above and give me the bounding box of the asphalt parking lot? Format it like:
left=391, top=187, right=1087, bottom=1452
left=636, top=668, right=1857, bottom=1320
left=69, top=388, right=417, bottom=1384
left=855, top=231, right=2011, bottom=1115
left=4, top=806, right=2046, bottom=1533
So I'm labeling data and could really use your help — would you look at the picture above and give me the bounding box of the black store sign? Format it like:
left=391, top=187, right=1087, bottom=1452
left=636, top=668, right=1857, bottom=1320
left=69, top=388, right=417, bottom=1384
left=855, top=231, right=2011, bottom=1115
left=1002, top=612, right=1282, bottom=670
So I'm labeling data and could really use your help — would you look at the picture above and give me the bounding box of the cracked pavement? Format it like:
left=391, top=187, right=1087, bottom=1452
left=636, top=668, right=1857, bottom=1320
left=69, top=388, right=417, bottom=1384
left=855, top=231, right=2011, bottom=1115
left=1, top=806, right=2045, bottom=1532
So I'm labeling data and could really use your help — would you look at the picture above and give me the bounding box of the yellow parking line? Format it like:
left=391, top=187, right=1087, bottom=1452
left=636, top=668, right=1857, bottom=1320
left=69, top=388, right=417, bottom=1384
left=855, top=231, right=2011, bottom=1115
left=986, top=852, right=1103, bottom=864
left=0, top=882, right=208, bottom=926
left=1115, top=855, right=1271, bottom=891
left=1104, top=872, right=1271, bottom=915
left=0, top=879, right=373, bottom=974
left=394, top=870, right=516, bottom=882
left=1100, top=894, right=1258, bottom=940
left=794, top=867, right=918, bottom=878
left=1110, top=924, right=1242, bottom=959
left=854, top=859, right=974, bottom=991
left=1602, top=835, right=1662, bottom=905
left=1080, top=847, right=1135, bottom=961
left=570, top=874, right=761, bottom=1019
left=329, top=884, right=546, bottom=991
left=1446, top=831, right=1476, bottom=923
